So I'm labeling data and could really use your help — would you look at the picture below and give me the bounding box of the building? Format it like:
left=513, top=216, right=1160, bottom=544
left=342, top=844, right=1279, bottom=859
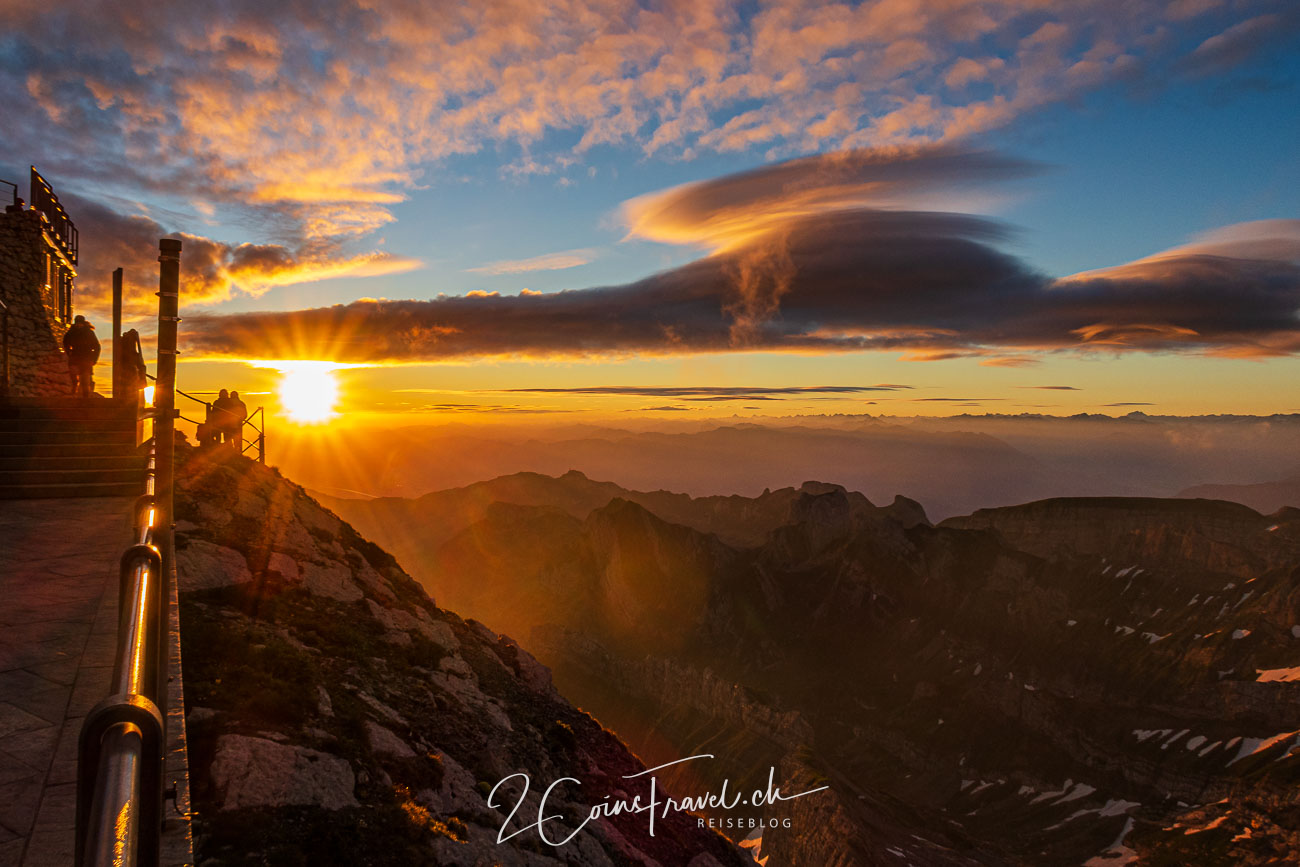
left=0, top=167, right=79, bottom=398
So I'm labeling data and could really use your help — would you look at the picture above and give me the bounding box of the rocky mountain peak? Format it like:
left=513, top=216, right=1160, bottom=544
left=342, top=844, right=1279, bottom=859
left=173, top=446, right=749, bottom=865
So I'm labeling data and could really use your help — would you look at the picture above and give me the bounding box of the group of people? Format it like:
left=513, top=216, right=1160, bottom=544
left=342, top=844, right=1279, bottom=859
left=197, top=389, right=249, bottom=450
left=64, top=316, right=248, bottom=451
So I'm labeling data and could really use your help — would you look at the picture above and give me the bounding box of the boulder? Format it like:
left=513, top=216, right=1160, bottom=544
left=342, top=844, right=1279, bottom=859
left=209, top=734, right=357, bottom=810
left=178, top=540, right=253, bottom=591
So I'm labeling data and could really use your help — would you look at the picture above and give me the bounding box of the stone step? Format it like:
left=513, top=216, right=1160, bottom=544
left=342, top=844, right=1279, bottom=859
left=0, top=441, right=141, bottom=458
left=0, top=397, right=140, bottom=421
left=0, top=428, right=137, bottom=446
left=0, top=467, right=144, bottom=486
left=0, top=454, right=148, bottom=472
left=0, top=416, right=139, bottom=432
left=0, top=480, right=144, bottom=499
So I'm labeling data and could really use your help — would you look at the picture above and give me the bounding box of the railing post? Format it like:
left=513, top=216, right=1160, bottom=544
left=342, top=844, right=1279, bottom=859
left=154, top=238, right=180, bottom=756
left=112, top=268, right=123, bottom=398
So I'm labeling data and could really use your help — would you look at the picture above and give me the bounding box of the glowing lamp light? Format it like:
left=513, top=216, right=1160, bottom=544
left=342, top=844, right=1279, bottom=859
left=143, top=385, right=155, bottom=406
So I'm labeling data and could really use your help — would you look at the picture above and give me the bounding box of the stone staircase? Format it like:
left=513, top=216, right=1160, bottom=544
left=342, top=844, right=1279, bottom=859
left=0, top=396, right=146, bottom=498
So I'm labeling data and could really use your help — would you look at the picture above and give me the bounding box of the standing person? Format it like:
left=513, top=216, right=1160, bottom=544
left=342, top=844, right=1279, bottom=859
left=212, top=389, right=235, bottom=448
left=228, top=391, right=249, bottom=452
left=63, top=315, right=101, bottom=397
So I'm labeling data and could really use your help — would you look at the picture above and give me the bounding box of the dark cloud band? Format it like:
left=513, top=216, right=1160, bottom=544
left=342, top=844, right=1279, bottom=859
left=183, top=206, right=1300, bottom=363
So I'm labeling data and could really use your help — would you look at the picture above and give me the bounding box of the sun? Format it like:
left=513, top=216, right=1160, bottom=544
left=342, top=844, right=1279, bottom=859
left=274, top=361, right=343, bottom=423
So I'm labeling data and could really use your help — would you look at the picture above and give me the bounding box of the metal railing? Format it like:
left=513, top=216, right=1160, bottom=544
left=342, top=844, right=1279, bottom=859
left=31, top=166, right=78, bottom=265
left=76, top=238, right=182, bottom=867
left=149, top=375, right=266, bottom=463
left=76, top=449, right=166, bottom=867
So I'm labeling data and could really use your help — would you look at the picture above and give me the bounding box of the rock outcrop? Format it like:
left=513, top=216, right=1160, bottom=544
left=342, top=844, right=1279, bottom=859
left=174, top=446, right=749, bottom=866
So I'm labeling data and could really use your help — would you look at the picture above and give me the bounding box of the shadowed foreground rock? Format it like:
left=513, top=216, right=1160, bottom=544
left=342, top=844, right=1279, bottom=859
left=174, top=445, right=748, bottom=866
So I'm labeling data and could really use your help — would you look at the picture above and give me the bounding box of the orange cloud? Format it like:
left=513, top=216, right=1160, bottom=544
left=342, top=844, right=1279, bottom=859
left=66, top=195, right=421, bottom=322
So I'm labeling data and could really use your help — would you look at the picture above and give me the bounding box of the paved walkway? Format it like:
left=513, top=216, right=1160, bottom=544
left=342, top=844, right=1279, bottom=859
left=0, top=497, right=133, bottom=867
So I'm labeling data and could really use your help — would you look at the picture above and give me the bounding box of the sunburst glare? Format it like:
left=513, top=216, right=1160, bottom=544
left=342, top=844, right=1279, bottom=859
left=272, top=361, right=344, bottom=423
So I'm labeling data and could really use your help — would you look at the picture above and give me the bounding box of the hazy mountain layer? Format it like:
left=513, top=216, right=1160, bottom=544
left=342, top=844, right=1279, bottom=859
left=331, top=473, right=1300, bottom=864
left=283, top=414, right=1300, bottom=521
left=1178, top=476, right=1300, bottom=516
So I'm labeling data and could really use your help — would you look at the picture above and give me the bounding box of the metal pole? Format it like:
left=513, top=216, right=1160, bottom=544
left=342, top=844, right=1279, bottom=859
left=112, top=268, right=123, bottom=398
left=153, top=238, right=179, bottom=760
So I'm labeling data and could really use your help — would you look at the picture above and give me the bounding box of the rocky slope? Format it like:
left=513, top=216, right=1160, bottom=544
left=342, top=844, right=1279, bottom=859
left=173, top=445, right=749, bottom=866
left=338, top=475, right=1300, bottom=864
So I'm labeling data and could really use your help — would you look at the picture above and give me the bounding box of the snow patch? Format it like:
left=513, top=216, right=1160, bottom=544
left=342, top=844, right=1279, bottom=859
left=1232, top=629, right=1251, bottom=640
left=1185, top=735, right=1207, bottom=751
left=1256, top=667, right=1300, bottom=683
left=1141, top=632, right=1170, bottom=644
left=1032, top=780, right=1096, bottom=805
left=1226, top=730, right=1300, bottom=766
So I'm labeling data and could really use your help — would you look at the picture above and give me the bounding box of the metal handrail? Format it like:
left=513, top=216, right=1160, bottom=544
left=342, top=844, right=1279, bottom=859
left=76, top=238, right=181, bottom=867
left=76, top=446, right=166, bottom=867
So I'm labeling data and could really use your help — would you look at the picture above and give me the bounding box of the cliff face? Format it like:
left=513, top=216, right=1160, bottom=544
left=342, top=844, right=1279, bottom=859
left=347, top=480, right=1300, bottom=865
left=173, top=446, right=749, bottom=866
left=943, top=496, right=1300, bottom=578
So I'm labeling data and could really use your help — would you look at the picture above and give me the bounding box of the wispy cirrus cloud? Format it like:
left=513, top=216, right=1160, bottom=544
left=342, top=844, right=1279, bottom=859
left=466, top=249, right=596, bottom=275
left=500, top=385, right=909, bottom=401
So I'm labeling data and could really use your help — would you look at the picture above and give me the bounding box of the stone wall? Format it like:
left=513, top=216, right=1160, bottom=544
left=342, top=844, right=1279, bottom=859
left=0, top=208, right=75, bottom=397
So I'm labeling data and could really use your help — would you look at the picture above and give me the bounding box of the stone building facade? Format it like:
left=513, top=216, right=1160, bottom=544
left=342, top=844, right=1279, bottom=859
left=0, top=205, right=77, bottom=398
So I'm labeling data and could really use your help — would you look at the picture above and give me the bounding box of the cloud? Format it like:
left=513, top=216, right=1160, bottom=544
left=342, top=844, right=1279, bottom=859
left=182, top=204, right=1300, bottom=363
left=64, top=195, right=420, bottom=322
left=1182, top=12, right=1300, bottom=76
left=501, top=385, right=907, bottom=401
left=466, top=249, right=596, bottom=275
left=1019, top=385, right=1081, bottom=390
left=1, top=0, right=1283, bottom=254
left=1104, top=402, right=1156, bottom=407
left=622, top=145, right=1041, bottom=249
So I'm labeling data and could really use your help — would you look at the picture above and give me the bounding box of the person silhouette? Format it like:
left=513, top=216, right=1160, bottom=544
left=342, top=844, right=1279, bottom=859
left=63, top=315, right=101, bottom=398
left=228, top=391, right=249, bottom=451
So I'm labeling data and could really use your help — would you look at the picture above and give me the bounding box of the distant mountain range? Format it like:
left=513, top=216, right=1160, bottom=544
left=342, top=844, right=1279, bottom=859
left=325, top=471, right=1300, bottom=864
left=282, top=415, right=1300, bottom=521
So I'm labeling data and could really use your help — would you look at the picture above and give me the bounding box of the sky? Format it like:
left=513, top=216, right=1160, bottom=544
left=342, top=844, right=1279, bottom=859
left=2, top=0, right=1298, bottom=424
